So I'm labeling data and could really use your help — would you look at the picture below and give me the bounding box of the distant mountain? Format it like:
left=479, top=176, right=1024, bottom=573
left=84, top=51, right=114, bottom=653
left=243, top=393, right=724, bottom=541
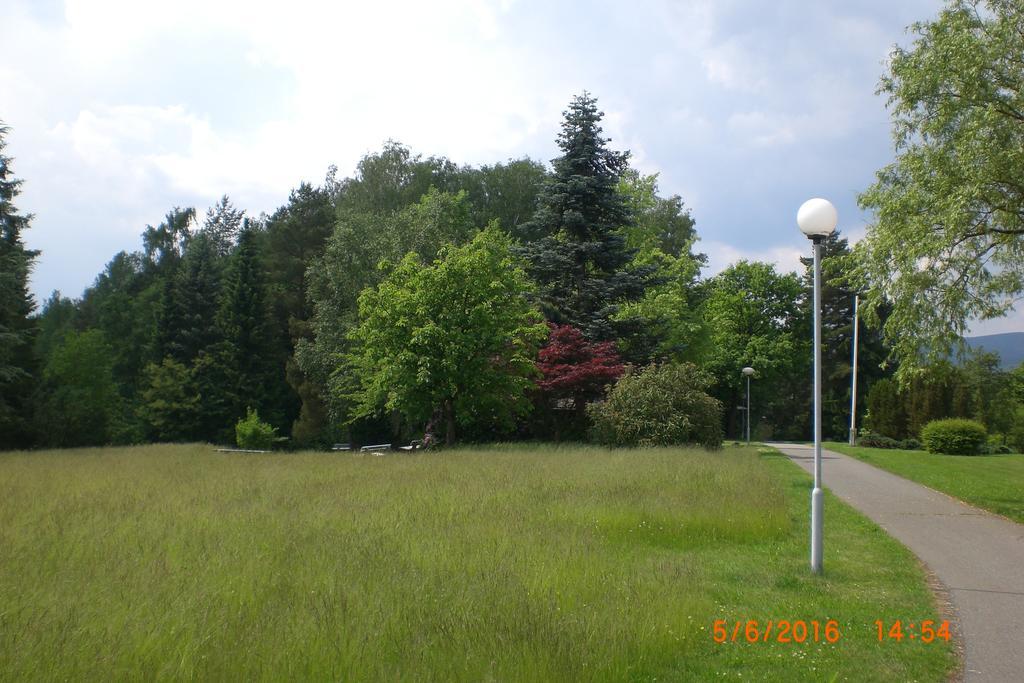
left=964, top=333, right=1024, bottom=370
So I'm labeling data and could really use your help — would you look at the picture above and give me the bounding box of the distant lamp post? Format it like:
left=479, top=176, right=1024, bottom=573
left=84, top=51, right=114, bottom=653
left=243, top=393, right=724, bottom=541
left=797, top=197, right=838, bottom=575
left=742, top=367, right=755, bottom=445
left=849, top=294, right=860, bottom=446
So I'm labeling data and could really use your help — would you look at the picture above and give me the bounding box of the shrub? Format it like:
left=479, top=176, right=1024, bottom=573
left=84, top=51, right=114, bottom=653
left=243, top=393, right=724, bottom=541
left=920, top=418, right=987, bottom=455
left=859, top=434, right=900, bottom=449
left=588, top=363, right=722, bottom=449
left=898, top=438, right=922, bottom=450
left=235, top=408, right=278, bottom=450
left=981, top=435, right=1013, bottom=455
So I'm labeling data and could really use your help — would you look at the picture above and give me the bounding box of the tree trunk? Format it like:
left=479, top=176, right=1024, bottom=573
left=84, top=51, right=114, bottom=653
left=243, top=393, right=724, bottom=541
left=444, top=399, right=456, bottom=446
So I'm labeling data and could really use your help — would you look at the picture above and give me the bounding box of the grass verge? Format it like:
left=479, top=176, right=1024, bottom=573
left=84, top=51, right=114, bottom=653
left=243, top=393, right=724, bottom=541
left=0, top=443, right=953, bottom=681
left=825, top=441, right=1024, bottom=524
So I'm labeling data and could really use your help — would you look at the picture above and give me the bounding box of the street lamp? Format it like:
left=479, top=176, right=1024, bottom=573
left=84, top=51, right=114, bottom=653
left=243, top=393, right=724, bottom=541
left=850, top=294, right=860, bottom=446
left=742, top=367, right=755, bottom=445
left=797, top=197, right=837, bottom=575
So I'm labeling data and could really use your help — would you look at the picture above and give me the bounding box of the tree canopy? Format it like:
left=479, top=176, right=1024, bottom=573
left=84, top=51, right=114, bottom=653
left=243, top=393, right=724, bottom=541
left=346, top=226, right=547, bottom=444
left=0, top=123, right=39, bottom=447
left=857, top=0, right=1024, bottom=379
left=518, top=93, right=657, bottom=344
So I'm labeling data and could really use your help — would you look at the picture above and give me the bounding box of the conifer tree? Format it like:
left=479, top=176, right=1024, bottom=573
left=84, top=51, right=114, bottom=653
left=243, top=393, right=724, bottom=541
left=518, top=93, right=656, bottom=343
left=216, top=224, right=283, bottom=426
left=162, top=232, right=223, bottom=364
left=151, top=207, right=197, bottom=361
left=0, top=123, right=39, bottom=447
left=800, top=232, right=891, bottom=439
left=202, top=195, right=244, bottom=257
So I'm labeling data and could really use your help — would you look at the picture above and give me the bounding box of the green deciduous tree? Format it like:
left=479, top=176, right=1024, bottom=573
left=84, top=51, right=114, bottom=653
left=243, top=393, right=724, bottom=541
left=614, top=170, right=707, bottom=362
left=337, top=141, right=460, bottom=215
left=0, top=123, right=39, bottom=448
left=34, top=291, right=78, bottom=363
left=700, top=261, right=809, bottom=440
left=301, top=189, right=479, bottom=431
left=857, top=0, right=1024, bottom=378
left=143, top=207, right=195, bottom=275
left=78, top=251, right=160, bottom=397
left=346, top=226, right=547, bottom=444
left=138, top=358, right=200, bottom=442
left=34, top=329, right=121, bottom=447
left=617, top=169, right=699, bottom=258
left=455, top=158, right=548, bottom=241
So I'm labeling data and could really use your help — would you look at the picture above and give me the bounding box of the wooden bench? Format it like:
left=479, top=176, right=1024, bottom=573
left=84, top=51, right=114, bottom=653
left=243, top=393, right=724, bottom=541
left=360, top=443, right=392, bottom=452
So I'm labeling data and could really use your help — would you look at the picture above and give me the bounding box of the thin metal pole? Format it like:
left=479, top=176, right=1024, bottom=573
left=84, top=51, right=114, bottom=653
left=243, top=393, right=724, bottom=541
left=849, top=294, right=859, bottom=446
left=811, top=239, right=824, bottom=574
left=746, top=374, right=751, bottom=445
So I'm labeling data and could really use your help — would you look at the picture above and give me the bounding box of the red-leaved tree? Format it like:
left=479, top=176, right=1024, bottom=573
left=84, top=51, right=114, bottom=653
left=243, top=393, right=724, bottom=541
left=535, top=323, right=624, bottom=438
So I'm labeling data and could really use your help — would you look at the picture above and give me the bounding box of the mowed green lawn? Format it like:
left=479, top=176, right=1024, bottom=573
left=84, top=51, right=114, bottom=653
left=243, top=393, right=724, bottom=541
left=0, top=444, right=952, bottom=681
left=826, top=441, right=1024, bottom=524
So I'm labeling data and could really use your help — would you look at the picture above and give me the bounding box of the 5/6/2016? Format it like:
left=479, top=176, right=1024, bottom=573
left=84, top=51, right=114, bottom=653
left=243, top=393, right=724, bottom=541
left=712, top=619, right=841, bottom=644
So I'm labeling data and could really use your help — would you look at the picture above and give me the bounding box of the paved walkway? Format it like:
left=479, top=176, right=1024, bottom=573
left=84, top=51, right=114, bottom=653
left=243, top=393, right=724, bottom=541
left=770, top=443, right=1024, bottom=682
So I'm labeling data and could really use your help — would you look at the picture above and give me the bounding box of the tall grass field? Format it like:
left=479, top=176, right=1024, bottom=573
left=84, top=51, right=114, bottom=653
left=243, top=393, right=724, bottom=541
left=0, top=444, right=953, bottom=681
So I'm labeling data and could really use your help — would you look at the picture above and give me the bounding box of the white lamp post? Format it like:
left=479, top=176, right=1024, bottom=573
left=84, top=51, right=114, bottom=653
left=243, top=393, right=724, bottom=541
left=849, top=294, right=860, bottom=446
left=797, top=197, right=837, bottom=575
left=742, top=367, right=755, bottom=445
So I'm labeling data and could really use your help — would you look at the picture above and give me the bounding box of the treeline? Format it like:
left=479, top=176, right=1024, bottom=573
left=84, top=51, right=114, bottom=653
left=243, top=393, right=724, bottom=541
left=1, top=96, right=1021, bottom=451
left=866, top=355, right=1024, bottom=444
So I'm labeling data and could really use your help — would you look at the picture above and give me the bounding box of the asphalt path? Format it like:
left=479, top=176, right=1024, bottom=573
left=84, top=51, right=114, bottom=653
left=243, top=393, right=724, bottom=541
left=770, top=442, right=1024, bottom=683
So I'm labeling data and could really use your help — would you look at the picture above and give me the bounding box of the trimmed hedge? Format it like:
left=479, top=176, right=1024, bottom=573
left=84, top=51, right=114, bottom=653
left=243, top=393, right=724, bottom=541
left=920, top=418, right=987, bottom=455
left=858, top=435, right=923, bottom=451
left=859, top=434, right=900, bottom=449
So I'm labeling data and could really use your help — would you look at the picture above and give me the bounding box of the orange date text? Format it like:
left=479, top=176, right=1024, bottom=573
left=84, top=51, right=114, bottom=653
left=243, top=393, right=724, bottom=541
left=712, top=619, right=841, bottom=644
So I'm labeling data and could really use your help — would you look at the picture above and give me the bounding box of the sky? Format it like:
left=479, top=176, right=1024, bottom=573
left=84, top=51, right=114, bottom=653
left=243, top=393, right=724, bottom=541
left=3, top=0, right=1021, bottom=335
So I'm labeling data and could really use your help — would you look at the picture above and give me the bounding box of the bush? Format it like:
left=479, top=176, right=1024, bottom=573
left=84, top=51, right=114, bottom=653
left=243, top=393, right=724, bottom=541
left=235, top=408, right=278, bottom=450
left=859, top=434, right=900, bottom=449
left=588, top=362, right=722, bottom=449
left=920, top=418, right=987, bottom=455
left=980, top=435, right=1013, bottom=455
left=898, top=438, right=922, bottom=451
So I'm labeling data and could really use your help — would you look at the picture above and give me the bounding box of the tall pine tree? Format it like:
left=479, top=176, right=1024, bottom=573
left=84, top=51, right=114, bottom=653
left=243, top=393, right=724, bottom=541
left=202, top=195, right=244, bottom=257
left=0, top=123, right=39, bottom=448
left=216, top=224, right=284, bottom=428
left=161, top=232, right=223, bottom=364
left=519, top=93, right=655, bottom=343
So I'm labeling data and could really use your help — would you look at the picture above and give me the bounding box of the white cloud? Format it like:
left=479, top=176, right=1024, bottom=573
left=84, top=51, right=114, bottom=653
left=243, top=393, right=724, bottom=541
left=702, top=42, right=768, bottom=92
left=703, top=240, right=806, bottom=277
left=8, top=0, right=1002, bottom=344
left=727, top=111, right=797, bottom=147
left=842, top=223, right=868, bottom=245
